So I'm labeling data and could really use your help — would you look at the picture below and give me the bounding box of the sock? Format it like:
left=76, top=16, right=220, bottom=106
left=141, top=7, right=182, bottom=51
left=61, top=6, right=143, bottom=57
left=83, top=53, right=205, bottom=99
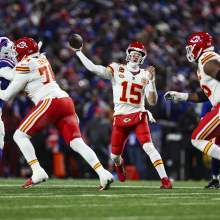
left=143, top=143, right=167, bottom=179
left=110, top=153, right=121, bottom=166
left=213, top=175, right=219, bottom=180
left=70, top=138, right=105, bottom=175
left=13, top=130, right=38, bottom=164
left=191, top=139, right=220, bottom=159
left=29, top=160, right=41, bottom=172
left=211, top=158, right=220, bottom=177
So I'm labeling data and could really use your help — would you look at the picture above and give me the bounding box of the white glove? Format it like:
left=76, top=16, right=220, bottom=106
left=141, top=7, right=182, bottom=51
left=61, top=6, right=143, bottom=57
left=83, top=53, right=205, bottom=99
left=146, top=110, right=156, bottom=123
left=164, top=91, right=188, bottom=101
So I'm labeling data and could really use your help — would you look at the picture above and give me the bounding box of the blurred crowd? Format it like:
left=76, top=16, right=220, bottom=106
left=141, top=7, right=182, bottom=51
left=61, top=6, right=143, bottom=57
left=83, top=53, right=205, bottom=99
left=0, top=0, right=219, bottom=180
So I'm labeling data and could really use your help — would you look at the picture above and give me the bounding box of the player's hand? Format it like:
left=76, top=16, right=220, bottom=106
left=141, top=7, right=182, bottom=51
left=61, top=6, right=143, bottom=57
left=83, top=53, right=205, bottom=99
left=68, top=43, right=83, bottom=52
left=0, top=149, right=2, bottom=159
left=146, top=110, right=156, bottom=123
left=148, top=66, right=155, bottom=80
left=164, top=91, right=188, bottom=101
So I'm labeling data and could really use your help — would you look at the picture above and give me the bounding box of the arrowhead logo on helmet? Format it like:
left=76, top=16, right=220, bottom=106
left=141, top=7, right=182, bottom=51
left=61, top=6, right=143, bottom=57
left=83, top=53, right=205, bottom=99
left=190, top=36, right=200, bottom=43
left=17, top=42, right=27, bottom=48
left=14, top=37, right=39, bottom=62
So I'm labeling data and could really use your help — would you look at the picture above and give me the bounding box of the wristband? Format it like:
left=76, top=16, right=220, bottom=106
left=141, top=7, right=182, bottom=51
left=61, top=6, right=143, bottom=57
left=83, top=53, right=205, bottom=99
left=75, top=50, right=81, bottom=54
left=180, top=93, right=189, bottom=101
left=148, top=79, right=156, bottom=92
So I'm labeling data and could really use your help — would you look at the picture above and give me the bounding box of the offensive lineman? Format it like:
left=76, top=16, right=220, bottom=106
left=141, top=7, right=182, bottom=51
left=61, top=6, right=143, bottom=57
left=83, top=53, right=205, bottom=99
left=0, top=37, right=16, bottom=158
left=69, top=41, right=172, bottom=188
left=0, top=37, right=114, bottom=189
left=164, top=32, right=220, bottom=164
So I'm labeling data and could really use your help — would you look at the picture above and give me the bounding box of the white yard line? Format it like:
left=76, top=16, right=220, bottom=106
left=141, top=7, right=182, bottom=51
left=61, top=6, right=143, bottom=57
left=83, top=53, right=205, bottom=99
left=0, top=193, right=220, bottom=198
left=0, top=184, right=204, bottom=189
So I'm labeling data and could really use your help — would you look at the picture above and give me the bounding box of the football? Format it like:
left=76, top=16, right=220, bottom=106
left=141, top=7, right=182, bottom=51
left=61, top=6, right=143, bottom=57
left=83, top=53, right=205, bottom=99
left=68, top=34, right=83, bottom=49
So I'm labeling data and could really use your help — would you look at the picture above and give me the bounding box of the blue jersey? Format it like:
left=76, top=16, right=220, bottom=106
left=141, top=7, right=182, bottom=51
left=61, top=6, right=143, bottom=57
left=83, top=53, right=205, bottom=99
left=201, top=101, right=212, bottom=118
left=0, top=57, right=15, bottom=108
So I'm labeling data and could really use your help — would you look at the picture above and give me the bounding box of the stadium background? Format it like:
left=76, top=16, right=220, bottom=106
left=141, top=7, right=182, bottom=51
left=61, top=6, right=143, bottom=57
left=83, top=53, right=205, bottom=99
left=0, top=0, right=219, bottom=181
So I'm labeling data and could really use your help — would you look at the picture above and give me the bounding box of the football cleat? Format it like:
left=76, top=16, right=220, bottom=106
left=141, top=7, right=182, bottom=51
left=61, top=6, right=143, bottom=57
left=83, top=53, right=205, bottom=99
left=160, top=177, right=172, bottom=189
left=204, top=179, right=219, bottom=189
left=22, top=168, right=49, bottom=188
left=115, top=158, right=126, bottom=182
left=98, top=170, right=114, bottom=190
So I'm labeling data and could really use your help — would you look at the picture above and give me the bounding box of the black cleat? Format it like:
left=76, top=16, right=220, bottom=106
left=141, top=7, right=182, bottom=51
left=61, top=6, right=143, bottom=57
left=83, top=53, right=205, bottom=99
left=204, top=179, right=219, bottom=189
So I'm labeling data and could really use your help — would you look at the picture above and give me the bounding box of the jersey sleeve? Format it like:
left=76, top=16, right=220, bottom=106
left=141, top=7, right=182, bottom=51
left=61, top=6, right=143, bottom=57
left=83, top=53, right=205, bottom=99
left=0, top=58, right=15, bottom=69
left=76, top=51, right=113, bottom=80
left=15, top=59, right=33, bottom=74
left=200, top=53, right=217, bottom=66
left=0, top=73, right=29, bottom=101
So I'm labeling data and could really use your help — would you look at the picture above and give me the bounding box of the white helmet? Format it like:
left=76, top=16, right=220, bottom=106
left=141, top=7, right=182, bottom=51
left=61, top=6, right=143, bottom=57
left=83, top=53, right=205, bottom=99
left=0, top=37, right=15, bottom=60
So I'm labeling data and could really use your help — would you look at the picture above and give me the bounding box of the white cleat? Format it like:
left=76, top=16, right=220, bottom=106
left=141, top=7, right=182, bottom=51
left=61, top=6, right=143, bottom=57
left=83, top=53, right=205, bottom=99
left=22, top=168, right=49, bottom=188
left=98, top=170, right=114, bottom=190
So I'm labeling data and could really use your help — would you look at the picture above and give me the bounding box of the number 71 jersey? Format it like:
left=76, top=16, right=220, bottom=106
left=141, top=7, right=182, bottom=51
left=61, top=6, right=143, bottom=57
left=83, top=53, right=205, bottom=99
left=107, top=62, right=150, bottom=115
left=15, top=54, right=68, bottom=105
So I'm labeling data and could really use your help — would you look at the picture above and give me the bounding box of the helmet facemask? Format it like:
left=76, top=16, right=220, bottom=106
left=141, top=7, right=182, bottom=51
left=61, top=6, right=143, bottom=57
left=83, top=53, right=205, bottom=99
left=0, top=37, right=16, bottom=61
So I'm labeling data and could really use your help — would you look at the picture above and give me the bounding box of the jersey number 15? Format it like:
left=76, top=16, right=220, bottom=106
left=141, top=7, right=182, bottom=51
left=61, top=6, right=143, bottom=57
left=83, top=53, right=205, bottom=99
left=120, top=81, right=143, bottom=104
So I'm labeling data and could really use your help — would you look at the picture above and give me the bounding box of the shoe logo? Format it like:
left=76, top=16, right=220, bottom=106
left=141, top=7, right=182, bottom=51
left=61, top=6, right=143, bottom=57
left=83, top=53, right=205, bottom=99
left=123, top=118, right=131, bottom=123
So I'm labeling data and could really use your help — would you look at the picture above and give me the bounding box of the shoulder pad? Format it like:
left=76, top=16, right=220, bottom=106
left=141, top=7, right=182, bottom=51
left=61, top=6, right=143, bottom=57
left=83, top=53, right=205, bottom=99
left=0, top=58, right=15, bottom=69
left=200, top=52, right=217, bottom=65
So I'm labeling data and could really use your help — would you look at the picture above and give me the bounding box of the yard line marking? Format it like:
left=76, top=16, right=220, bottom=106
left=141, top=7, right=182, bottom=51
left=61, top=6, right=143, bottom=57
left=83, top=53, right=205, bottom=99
left=0, top=184, right=204, bottom=189
left=1, top=193, right=220, bottom=198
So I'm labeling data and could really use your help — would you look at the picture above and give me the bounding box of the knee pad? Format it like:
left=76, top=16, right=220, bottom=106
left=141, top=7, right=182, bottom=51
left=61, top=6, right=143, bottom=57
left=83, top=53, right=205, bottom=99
left=143, top=142, right=158, bottom=158
left=110, top=153, right=121, bottom=163
left=13, top=130, right=31, bottom=144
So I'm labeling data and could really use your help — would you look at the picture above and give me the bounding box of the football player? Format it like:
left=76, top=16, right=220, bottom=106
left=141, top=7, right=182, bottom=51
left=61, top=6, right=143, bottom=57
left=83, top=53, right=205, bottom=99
left=164, top=32, right=220, bottom=164
left=0, top=37, right=114, bottom=189
left=0, top=37, right=16, bottom=158
left=201, top=101, right=220, bottom=189
left=69, top=42, right=172, bottom=188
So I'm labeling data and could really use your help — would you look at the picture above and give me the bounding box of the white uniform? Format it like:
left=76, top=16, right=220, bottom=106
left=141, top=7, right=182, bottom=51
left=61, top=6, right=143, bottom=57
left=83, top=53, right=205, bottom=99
left=76, top=52, right=152, bottom=115
left=107, top=63, right=150, bottom=115
left=0, top=53, right=68, bottom=105
left=198, top=51, right=220, bottom=107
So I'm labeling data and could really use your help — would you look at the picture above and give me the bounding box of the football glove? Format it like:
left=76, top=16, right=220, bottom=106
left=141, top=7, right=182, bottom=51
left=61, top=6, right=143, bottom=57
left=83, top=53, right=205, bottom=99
left=164, top=91, right=188, bottom=101
left=0, top=148, right=2, bottom=159
left=146, top=110, right=156, bottom=123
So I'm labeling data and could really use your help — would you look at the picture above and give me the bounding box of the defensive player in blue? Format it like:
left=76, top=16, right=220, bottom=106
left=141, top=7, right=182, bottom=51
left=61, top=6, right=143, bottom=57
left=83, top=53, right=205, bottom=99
left=0, top=37, right=16, bottom=158
left=201, top=101, right=220, bottom=189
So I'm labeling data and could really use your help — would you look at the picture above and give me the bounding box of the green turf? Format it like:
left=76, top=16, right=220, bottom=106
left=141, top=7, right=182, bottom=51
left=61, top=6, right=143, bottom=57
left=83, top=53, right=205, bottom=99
left=0, top=178, right=220, bottom=220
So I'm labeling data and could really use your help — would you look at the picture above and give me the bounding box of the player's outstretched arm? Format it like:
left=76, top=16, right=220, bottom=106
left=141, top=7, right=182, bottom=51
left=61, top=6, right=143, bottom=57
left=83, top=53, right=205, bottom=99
left=164, top=90, right=209, bottom=103
left=69, top=44, right=112, bottom=80
left=0, top=73, right=28, bottom=101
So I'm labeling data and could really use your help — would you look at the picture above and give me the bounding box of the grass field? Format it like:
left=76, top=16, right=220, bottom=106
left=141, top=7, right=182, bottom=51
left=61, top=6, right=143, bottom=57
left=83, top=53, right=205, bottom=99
left=0, top=178, right=220, bottom=220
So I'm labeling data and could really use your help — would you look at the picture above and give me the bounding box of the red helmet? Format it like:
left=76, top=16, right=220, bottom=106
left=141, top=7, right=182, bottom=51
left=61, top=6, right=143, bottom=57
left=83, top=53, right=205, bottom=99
left=186, top=32, right=214, bottom=62
left=126, top=42, right=147, bottom=65
left=13, top=37, right=39, bottom=62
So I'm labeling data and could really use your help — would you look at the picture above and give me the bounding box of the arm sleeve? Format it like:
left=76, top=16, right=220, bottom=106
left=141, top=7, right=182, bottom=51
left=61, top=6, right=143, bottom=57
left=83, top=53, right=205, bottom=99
left=0, top=67, right=16, bottom=81
left=201, top=101, right=213, bottom=118
left=76, top=51, right=113, bottom=80
left=0, top=73, right=29, bottom=101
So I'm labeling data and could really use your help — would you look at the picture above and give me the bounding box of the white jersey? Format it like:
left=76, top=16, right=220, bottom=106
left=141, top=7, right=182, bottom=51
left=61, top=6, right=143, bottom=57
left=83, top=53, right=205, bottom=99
left=198, top=51, right=220, bottom=107
left=0, top=54, right=68, bottom=105
left=107, top=63, right=150, bottom=115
